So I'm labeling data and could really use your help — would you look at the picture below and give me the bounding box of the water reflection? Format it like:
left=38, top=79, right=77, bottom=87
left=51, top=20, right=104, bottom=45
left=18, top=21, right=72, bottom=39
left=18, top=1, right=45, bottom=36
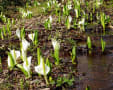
left=77, top=55, right=113, bottom=90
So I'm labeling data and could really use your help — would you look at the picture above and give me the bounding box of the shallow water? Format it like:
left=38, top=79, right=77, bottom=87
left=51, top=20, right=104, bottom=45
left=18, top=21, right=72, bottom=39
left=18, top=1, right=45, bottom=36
left=77, top=54, right=113, bottom=90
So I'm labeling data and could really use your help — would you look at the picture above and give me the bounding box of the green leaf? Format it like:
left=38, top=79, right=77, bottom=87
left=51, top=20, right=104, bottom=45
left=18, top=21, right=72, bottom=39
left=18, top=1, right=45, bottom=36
left=8, top=52, right=15, bottom=69
left=17, top=64, right=29, bottom=77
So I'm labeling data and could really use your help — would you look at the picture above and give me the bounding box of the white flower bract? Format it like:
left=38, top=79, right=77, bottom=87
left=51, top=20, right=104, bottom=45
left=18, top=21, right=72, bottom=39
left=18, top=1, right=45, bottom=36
left=23, top=56, right=32, bottom=76
left=68, top=16, right=72, bottom=23
left=16, top=28, right=21, bottom=39
left=49, top=16, right=52, bottom=23
left=78, top=18, right=85, bottom=26
left=22, top=39, right=30, bottom=51
left=35, top=57, right=50, bottom=75
left=28, top=33, right=35, bottom=42
left=51, top=39, right=60, bottom=50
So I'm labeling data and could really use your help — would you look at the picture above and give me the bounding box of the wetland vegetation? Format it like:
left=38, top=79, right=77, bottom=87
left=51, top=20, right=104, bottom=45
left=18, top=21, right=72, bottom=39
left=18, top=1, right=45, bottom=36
left=0, top=0, right=113, bottom=89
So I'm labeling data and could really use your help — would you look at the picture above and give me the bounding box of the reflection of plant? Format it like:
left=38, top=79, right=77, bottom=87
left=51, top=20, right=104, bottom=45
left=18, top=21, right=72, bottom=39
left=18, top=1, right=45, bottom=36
left=56, top=76, right=74, bottom=87
left=87, top=36, right=92, bottom=54
left=101, top=38, right=106, bottom=52
left=71, top=46, right=76, bottom=64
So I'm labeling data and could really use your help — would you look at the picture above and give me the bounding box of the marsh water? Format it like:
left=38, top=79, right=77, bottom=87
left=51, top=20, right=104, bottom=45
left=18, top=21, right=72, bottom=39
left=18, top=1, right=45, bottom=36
left=77, top=55, right=113, bottom=90
left=75, top=33, right=113, bottom=90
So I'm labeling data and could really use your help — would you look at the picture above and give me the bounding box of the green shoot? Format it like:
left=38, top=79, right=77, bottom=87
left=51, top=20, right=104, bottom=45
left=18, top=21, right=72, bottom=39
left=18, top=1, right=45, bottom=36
left=58, top=11, right=61, bottom=23
left=33, top=31, right=38, bottom=45
left=0, top=29, right=4, bottom=40
left=73, top=0, right=80, bottom=18
left=0, top=12, right=7, bottom=23
left=20, top=27, right=25, bottom=39
left=17, top=56, right=32, bottom=78
left=100, top=12, right=110, bottom=32
left=46, top=57, right=52, bottom=70
left=33, top=0, right=39, bottom=7
left=44, top=16, right=52, bottom=30
left=56, top=76, right=74, bottom=87
left=37, top=48, right=41, bottom=65
left=8, top=52, right=15, bottom=70
left=63, top=4, right=69, bottom=16
left=95, top=0, right=103, bottom=9
left=3, top=26, right=6, bottom=36
left=7, top=24, right=11, bottom=36
left=100, top=12, right=106, bottom=31
left=17, top=64, right=30, bottom=78
left=86, top=85, right=90, bottom=90
left=65, top=16, right=72, bottom=29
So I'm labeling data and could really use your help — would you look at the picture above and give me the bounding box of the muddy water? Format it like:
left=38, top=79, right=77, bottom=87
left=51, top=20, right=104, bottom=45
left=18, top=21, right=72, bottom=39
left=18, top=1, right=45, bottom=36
left=75, top=33, right=113, bottom=90
left=77, top=54, right=113, bottom=90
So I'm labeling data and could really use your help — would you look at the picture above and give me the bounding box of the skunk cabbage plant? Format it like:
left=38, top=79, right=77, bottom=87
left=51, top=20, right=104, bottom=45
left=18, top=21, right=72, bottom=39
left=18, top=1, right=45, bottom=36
left=51, top=38, right=60, bottom=65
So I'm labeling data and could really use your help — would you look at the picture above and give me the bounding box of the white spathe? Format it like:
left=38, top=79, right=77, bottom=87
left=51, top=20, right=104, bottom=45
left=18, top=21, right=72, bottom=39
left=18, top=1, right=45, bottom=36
left=23, top=56, right=32, bottom=76
left=78, top=18, right=85, bottom=25
left=28, top=33, right=35, bottom=42
left=49, top=16, right=52, bottom=23
left=47, top=2, right=50, bottom=7
left=35, top=57, right=50, bottom=75
left=74, top=9, right=78, bottom=16
left=22, top=38, right=30, bottom=51
left=10, top=50, right=20, bottom=63
left=8, top=49, right=20, bottom=68
left=27, top=10, right=32, bottom=15
left=68, top=15, right=72, bottom=23
left=67, top=4, right=72, bottom=10
left=16, top=28, right=21, bottom=39
left=51, top=38, right=60, bottom=50
left=8, top=55, right=12, bottom=68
